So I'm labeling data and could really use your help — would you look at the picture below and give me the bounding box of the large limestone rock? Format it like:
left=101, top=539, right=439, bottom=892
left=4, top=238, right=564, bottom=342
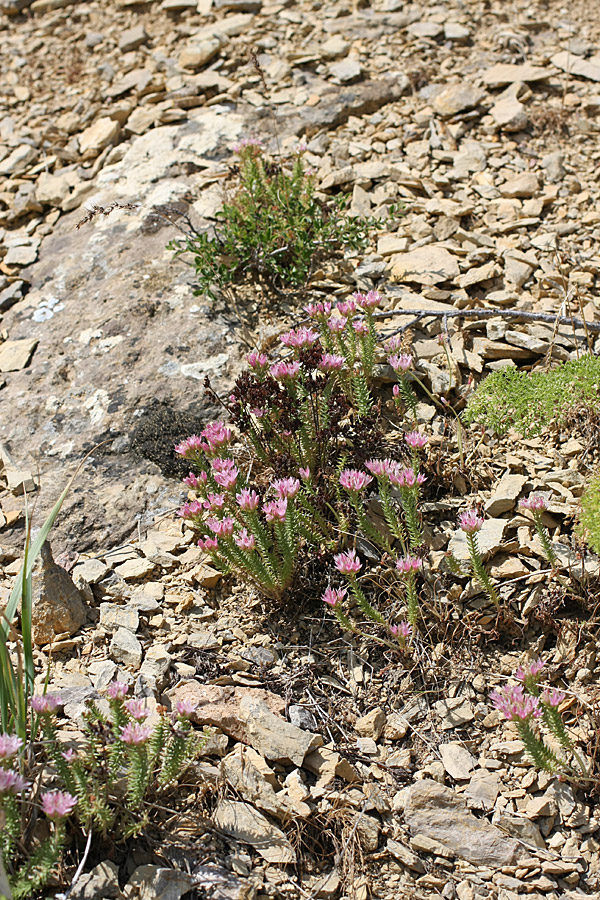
left=403, top=780, right=523, bottom=866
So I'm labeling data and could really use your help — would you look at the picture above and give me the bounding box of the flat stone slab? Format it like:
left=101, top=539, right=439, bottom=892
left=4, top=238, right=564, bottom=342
left=404, top=780, right=523, bottom=866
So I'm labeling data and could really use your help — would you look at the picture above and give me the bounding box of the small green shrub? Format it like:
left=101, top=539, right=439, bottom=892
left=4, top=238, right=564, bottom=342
left=579, top=470, right=600, bottom=554
left=464, top=355, right=600, bottom=436
left=168, top=139, right=377, bottom=297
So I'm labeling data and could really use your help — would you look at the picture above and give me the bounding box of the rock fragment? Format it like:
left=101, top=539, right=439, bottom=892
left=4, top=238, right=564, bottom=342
left=214, top=800, right=296, bottom=864
left=31, top=542, right=88, bottom=646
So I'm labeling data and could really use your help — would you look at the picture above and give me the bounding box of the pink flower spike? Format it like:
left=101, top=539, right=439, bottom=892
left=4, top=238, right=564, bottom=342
left=319, top=353, right=345, bottom=371
left=271, top=361, right=301, bottom=380
left=206, top=517, right=235, bottom=537
left=124, top=699, right=148, bottom=721
left=542, top=688, right=565, bottom=707
left=334, top=548, right=362, bottom=576
left=0, top=769, right=30, bottom=795
left=327, top=315, right=347, bottom=333
left=519, top=493, right=548, bottom=512
left=204, top=492, right=226, bottom=511
left=392, top=385, right=400, bottom=398
left=459, top=510, right=484, bottom=534
left=299, top=467, right=311, bottom=481
left=396, top=556, right=422, bottom=575
left=31, top=694, right=60, bottom=715
left=62, top=749, right=77, bottom=762
left=41, top=790, right=77, bottom=820
left=198, top=536, right=219, bottom=552
left=352, top=319, right=369, bottom=335
left=365, top=458, right=397, bottom=480
left=388, top=353, right=413, bottom=372
left=263, top=498, right=288, bottom=522
left=177, top=500, right=204, bottom=519
left=213, top=467, right=239, bottom=490
left=322, top=587, right=347, bottom=607
left=405, top=431, right=428, bottom=449
left=247, top=351, right=268, bottom=368
left=362, top=290, right=382, bottom=309
left=390, top=621, right=412, bottom=639
left=339, top=469, right=373, bottom=493
left=0, top=734, right=23, bottom=760
left=211, top=457, right=237, bottom=474
left=272, top=477, right=300, bottom=500
left=121, top=722, right=153, bottom=745
left=336, top=298, right=357, bottom=316
left=515, top=658, right=545, bottom=683
left=280, top=327, right=320, bottom=349
left=234, top=528, right=256, bottom=550
left=176, top=699, right=198, bottom=718
left=106, top=681, right=129, bottom=701
left=236, top=488, right=260, bottom=511
left=384, top=335, right=402, bottom=353
left=490, top=685, right=542, bottom=722
left=174, top=435, right=205, bottom=458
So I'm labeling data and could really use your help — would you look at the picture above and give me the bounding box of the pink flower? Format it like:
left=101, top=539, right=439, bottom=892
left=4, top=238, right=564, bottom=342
left=202, top=422, right=232, bottom=451
left=490, top=685, right=542, bottom=722
left=177, top=500, right=204, bottom=518
left=237, top=488, right=260, bottom=511
left=322, top=587, right=347, bottom=607
left=272, top=477, right=300, bottom=500
left=336, top=298, right=357, bottom=316
left=299, top=467, right=311, bottom=481
left=459, top=510, right=484, bottom=534
left=233, top=136, right=263, bottom=154
left=384, top=335, right=403, bottom=353
left=251, top=408, right=266, bottom=418
left=31, top=694, right=60, bottom=715
left=41, top=790, right=77, bottom=819
left=396, top=556, right=422, bottom=575
left=327, top=315, right=347, bottom=333
left=124, top=699, right=148, bottom=721
left=390, top=621, right=412, bottom=639
left=176, top=699, right=198, bottom=718
left=213, top=467, right=239, bottom=490
left=121, top=722, right=153, bottom=745
left=519, top=493, right=548, bottom=512
left=392, top=385, right=400, bottom=398
left=234, top=528, right=256, bottom=550
left=352, top=319, right=369, bottom=335
left=198, top=536, right=219, bottom=551
left=388, top=353, right=413, bottom=372
left=339, top=469, right=373, bottom=492
left=206, top=517, right=235, bottom=537
left=0, top=769, right=30, bottom=795
left=319, top=354, right=345, bottom=371
left=334, top=549, right=362, bottom=576
left=62, top=749, right=77, bottom=762
left=174, top=435, right=205, bottom=458
left=405, top=431, right=428, bottom=449
left=183, top=471, right=206, bottom=489
left=0, top=734, right=23, bottom=760
left=360, top=290, right=382, bottom=309
left=514, top=658, right=545, bottom=684
left=247, top=351, right=268, bottom=368
left=304, top=301, right=332, bottom=317
left=106, top=681, right=129, bottom=701
left=211, top=458, right=237, bottom=474
left=365, top=458, right=397, bottom=480
left=280, top=327, right=320, bottom=349
left=263, top=498, right=288, bottom=522
left=270, top=361, right=301, bottom=380
left=204, top=492, right=226, bottom=511
left=541, top=688, right=565, bottom=707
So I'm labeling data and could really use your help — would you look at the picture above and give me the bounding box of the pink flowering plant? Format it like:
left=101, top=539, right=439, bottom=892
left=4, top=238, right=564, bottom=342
left=490, top=657, right=587, bottom=779
left=448, top=509, right=501, bottom=606
left=1, top=686, right=207, bottom=898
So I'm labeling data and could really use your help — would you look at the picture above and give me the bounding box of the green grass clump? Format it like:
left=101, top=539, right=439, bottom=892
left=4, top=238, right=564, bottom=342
left=169, top=139, right=377, bottom=298
left=463, top=355, right=600, bottom=436
left=579, top=470, right=600, bottom=554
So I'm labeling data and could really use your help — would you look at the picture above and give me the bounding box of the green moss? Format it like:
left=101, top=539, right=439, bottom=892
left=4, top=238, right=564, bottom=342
left=579, top=470, right=600, bottom=554
left=463, top=355, right=600, bottom=436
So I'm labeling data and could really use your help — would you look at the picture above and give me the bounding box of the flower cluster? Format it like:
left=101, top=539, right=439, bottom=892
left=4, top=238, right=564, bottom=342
left=490, top=658, right=585, bottom=777
left=518, top=492, right=557, bottom=566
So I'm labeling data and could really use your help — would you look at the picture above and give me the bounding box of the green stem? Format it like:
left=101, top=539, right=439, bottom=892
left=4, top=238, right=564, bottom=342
left=466, top=533, right=500, bottom=606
